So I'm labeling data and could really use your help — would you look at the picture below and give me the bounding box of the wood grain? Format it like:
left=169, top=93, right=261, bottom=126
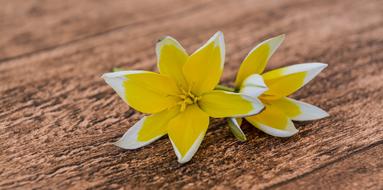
left=271, top=143, right=383, bottom=190
left=0, top=0, right=209, bottom=61
left=0, top=0, right=382, bottom=189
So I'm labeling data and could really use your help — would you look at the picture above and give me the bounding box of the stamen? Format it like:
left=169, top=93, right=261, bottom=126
left=181, top=87, right=188, bottom=95
left=193, top=96, right=201, bottom=103
left=180, top=102, right=186, bottom=112
left=176, top=84, right=201, bottom=112
left=188, top=91, right=196, bottom=99
left=177, top=94, right=186, bottom=99
left=185, top=97, right=193, bottom=104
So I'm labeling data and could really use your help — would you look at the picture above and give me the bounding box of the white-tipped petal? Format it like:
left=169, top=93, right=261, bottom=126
left=262, top=63, right=328, bottom=99
left=287, top=98, right=329, bottom=121
left=102, top=70, right=180, bottom=114
left=182, top=31, right=225, bottom=95
left=246, top=105, right=298, bottom=137
left=255, top=120, right=298, bottom=137
left=170, top=132, right=205, bottom=164
left=102, top=70, right=146, bottom=102
left=114, top=117, right=155, bottom=149
left=235, top=34, right=285, bottom=87
left=278, top=63, right=328, bottom=85
left=156, top=36, right=188, bottom=84
left=167, top=105, right=209, bottom=164
left=240, top=74, right=268, bottom=98
left=266, top=97, right=329, bottom=121
left=114, top=107, right=179, bottom=149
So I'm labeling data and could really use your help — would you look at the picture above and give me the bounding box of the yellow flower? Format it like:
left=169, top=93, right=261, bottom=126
left=228, top=35, right=329, bottom=139
left=102, top=32, right=263, bottom=163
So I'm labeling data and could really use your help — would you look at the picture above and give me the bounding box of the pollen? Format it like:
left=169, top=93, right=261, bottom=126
left=177, top=87, right=201, bottom=111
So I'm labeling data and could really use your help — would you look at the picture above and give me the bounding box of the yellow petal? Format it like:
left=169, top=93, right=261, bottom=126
left=182, top=31, right=225, bottom=95
left=199, top=90, right=264, bottom=118
left=270, top=97, right=329, bottom=121
left=235, top=35, right=285, bottom=87
left=156, top=36, right=188, bottom=86
left=102, top=71, right=180, bottom=114
left=114, top=106, right=179, bottom=149
left=167, top=104, right=209, bottom=163
left=261, top=63, right=327, bottom=99
left=245, top=105, right=298, bottom=137
left=227, top=118, right=246, bottom=141
left=265, top=97, right=301, bottom=118
left=262, top=72, right=307, bottom=100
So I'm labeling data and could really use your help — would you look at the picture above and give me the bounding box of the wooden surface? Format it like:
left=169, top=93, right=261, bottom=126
left=0, top=0, right=382, bottom=189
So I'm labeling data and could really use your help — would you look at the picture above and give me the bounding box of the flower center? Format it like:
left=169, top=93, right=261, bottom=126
left=177, top=87, right=201, bottom=112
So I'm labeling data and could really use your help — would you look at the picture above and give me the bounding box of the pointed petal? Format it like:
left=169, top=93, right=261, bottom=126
left=227, top=118, right=246, bottom=141
left=199, top=90, right=264, bottom=118
left=240, top=74, right=268, bottom=98
left=114, top=107, right=179, bottom=149
left=182, top=31, right=225, bottom=95
left=156, top=36, right=188, bottom=85
left=167, top=105, right=209, bottom=163
left=270, top=97, right=329, bottom=121
left=262, top=63, right=327, bottom=99
left=235, top=35, right=285, bottom=87
left=245, top=105, right=298, bottom=137
left=102, top=71, right=180, bottom=114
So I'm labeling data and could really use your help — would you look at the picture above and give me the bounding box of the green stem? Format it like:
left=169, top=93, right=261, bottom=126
left=214, top=85, right=236, bottom=92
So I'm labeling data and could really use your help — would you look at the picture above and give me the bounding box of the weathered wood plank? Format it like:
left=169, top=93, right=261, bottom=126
left=271, top=143, right=383, bottom=190
left=0, top=0, right=209, bottom=61
left=0, top=0, right=382, bottom=189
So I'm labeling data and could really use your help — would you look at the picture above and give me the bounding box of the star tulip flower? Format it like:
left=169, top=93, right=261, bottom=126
left=102, top=32, right=264, bottom=163
left=228, top=35, right=329, bottom=139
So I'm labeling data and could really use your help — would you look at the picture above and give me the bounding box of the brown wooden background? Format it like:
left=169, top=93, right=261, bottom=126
left=1, top=0, right=382, bottom=189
